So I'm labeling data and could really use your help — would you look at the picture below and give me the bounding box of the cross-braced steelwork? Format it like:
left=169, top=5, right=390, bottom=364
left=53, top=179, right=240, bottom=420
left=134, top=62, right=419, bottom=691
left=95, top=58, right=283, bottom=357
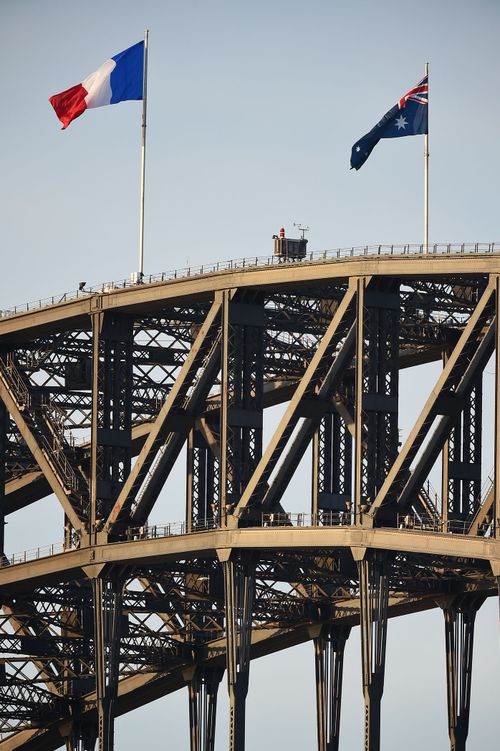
left=0, top=247, right=500, bottom=751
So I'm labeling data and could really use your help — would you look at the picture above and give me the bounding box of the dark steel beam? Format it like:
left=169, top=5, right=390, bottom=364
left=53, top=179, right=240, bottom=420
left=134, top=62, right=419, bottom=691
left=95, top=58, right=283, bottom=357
left=355, top=280, right=400, bottom=520
left=221, top=553, right=255, bottom=751
left=186, top=667, right=224, bottom=751
left=443, top=595, right=485, bottom=751
left=355, top=550, right=389, bottom=751
left=369, top=283, right=495, bottom=521
left=234, top=282, right=358, bottom=519
left=397, top=321, right=493, bottom=516
left=219, top=291, right=264, bottom=524
left=92, top=576, right=123, bottom=751
left=89, top=313, right=133, bottom=541
left=104, top=298, right=223, bottom=534
left=314, top=624, right=350, bottom=751
left=0, top=360, right=83, bottom=531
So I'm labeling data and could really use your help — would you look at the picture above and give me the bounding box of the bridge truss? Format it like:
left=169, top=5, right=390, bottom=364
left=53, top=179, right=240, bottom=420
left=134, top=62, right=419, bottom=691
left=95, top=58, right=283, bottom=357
left=0, top=248, right=499, bottom=751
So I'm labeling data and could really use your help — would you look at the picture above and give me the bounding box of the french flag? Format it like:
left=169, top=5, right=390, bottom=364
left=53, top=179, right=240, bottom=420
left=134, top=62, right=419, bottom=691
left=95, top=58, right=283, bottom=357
left=49, top=41, right=144, bottom=129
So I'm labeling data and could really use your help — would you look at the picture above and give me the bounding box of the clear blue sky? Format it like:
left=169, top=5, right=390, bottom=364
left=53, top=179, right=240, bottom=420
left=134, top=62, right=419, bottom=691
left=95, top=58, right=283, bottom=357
left=1, top=1, right=500, bottom=749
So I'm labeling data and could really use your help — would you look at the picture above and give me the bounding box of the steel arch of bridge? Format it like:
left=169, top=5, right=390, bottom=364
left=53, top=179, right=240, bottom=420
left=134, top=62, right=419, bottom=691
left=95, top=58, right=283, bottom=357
left=0, top=249, right=500, bottom=751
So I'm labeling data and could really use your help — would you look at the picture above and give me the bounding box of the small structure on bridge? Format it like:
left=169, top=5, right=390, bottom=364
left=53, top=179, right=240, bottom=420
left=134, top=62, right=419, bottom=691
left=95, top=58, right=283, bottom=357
left=273, top=225, right=308, bottom=260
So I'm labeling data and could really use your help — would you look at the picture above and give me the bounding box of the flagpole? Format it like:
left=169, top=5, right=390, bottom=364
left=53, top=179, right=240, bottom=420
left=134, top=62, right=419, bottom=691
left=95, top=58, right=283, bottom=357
left=138, top=29, right=149, bottom=280
left=424, top=61, right=429, bottom=253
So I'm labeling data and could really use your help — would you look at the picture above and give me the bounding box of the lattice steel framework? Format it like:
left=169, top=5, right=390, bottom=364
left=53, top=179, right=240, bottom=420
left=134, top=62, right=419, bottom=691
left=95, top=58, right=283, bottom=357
left=0, top=252, right=499, bottom=751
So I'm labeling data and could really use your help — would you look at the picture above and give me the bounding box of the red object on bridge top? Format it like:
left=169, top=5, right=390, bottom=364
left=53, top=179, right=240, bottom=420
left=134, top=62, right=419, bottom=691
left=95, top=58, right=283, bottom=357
left=279, top=227, right=285, bottom=239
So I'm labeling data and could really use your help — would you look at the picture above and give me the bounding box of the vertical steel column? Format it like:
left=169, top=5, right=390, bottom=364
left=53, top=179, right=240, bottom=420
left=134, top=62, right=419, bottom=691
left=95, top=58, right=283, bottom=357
left=312, top=400, right=352, bottom=523
left=186, top=426, right=219, bottom=531
left=65, top=723, right=97, bottom=751
left=443, top=596, right=484, bottom=751
left=90, top=313, right=133, bottom=540
left=223, top=554, right=255, bottom=751
left=92, top=576, right=123, bottom=751
left=219, top=292, right=264, bottom=524
left=188, top=667, right=224, bottom=751
left=354, top=279, right=365, bottom=522
left=63, top=588, right=97, bottom=751
left=357, top=551, right=389, bottom=751
left=443, top=381, right=482, bottom=526
left=314, top=624, right=351, bottom=751
left=441, top=350, right=451, bottom=527
left=90, top=312, right=103, bottom=538
left=354, top=282, right=400, bottom=523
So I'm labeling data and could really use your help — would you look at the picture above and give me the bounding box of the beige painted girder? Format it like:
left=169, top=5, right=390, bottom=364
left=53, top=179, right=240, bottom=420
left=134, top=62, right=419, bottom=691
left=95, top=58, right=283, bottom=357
left=1, top=254, right=499, bottom=340
left=468, top=487, right=494, bottom=536
left=495, top=274, right=500, bottom=539
left=0, top=526, right=498, bottom=593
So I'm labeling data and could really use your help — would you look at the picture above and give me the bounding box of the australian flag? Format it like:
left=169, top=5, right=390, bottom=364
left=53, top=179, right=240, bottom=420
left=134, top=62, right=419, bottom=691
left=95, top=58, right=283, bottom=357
left=350, top=75, right=428, bottom=170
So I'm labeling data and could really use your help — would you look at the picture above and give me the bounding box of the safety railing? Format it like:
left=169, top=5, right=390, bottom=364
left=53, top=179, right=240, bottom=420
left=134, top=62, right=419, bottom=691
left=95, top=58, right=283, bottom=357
left=396, top=513, right=494, bottom=536
left=1, top=508, right=496, bottom=570
left=260, top=511, right=355, bottom=527
left=0, top=542, right=65, bottom=568
left=126, top=518, right=219, bottom=540
left=0, top=358, right=82, bottom=497
left=1, top=242, right=498, bottom=320
left=0, top=357, right=32, bottom=409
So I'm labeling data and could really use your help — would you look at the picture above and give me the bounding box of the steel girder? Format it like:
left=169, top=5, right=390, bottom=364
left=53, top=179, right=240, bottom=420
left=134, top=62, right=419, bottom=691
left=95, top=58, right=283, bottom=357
left=314, top=624, right=351, bottom=751
left=355, top=549, right=389, bottom=751
left=0, top=258, right=499, bottom=751
left=442, top=594, right=486, bottom=751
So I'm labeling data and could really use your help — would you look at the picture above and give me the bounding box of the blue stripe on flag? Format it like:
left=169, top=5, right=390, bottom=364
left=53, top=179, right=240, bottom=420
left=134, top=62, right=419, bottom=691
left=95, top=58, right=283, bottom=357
left=110, top=41, right=144, bottom=104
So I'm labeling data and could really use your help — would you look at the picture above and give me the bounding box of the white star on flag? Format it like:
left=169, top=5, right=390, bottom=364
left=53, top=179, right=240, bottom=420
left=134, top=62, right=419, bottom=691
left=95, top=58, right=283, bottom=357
left=395, top=115, right=407, bottom=130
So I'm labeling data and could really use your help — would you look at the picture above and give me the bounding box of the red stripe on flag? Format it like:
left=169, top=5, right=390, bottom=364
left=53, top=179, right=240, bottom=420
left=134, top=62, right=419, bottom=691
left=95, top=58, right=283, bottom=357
left=399, top=85, right=428, bottom=109
left=49, top=84, right=88, bottom=129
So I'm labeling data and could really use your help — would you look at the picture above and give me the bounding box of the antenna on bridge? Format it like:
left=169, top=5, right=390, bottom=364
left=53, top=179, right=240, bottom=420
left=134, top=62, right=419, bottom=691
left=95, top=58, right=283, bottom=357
left=293, top=223, right=309, bottom=240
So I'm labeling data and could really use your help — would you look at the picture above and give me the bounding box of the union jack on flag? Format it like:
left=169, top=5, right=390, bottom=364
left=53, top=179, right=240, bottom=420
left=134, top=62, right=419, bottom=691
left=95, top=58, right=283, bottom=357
left=351, top=74, right=429, bottom=170
left=399, top=76, right=428, bottom=108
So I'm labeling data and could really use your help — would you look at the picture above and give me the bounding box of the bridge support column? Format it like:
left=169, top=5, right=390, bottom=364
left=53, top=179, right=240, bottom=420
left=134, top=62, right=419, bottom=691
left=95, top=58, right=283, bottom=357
left=92, top=576, right=123, bottom=751
left=187, top=667, right=224, bottom=751
left=219, top=291, right=264, bottom=523
left=354, top=280, right=400, bottom=523
left=90, top=312, right=133, bottom=540
left=443, top=595, right=484, bottom=751
left=65, top=722, right=97, bottom=751
left=355, top=550, right=389, bottom=751
left=442, top=376, right=482, bottom=528
left=187, top=424, right=220, bottom=531
left=222, top=554, right=255, bottom=751
left=314, top=624, right=351, bottom=751
left=312, top=408, right=352, bottom=522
